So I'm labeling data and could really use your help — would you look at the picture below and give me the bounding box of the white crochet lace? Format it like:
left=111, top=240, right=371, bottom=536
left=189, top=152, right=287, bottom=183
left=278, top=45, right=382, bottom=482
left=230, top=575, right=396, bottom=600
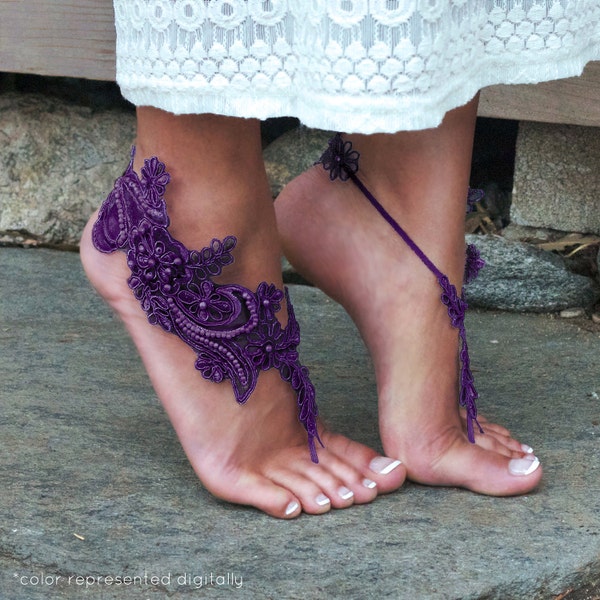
left=114, top=0, right=600, bottom=133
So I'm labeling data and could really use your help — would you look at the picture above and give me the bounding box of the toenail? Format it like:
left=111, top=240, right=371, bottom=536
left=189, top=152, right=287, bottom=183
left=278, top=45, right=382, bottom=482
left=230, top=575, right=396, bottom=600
left=508, top=455, right=540, bottom=476
left=521, top=443, right=534, bottom=454
left=362, top=478, right=377, bottom=489
left=285, top=501, right=300, bottom=516
left=369, top=457, right=402, bottom=475
left=315, top=493, right=331, bottom=507
left=338, top=486, right=354, bottom=501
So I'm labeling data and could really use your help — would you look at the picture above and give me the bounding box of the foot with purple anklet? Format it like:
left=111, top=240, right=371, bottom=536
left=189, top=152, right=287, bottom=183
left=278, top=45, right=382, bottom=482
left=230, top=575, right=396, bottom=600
left=275, top=99, right=542, bottom=496
left=80, top=109, right=406, bottom=518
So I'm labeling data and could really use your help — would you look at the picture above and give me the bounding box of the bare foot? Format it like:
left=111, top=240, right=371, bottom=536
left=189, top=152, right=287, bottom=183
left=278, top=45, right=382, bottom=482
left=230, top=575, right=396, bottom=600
left=276, top=165, right=542, bottom=496
left=80, top=155, right=406, bottom=518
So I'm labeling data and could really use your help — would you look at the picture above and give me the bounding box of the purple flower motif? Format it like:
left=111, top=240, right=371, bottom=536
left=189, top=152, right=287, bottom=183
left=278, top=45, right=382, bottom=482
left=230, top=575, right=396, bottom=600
left=141, top=156, right=171, bottom=207
left=179, top=280, right=217, bottom=321
left=178, top=280, right=244, bottom=328
left=257, top=282, right=284, bottom=320
left=464, top=243, right=485, bottom=284
left=127, top=220, right=191, bottom=296
left=246, top=321, right=290, bottom=371
left=318, top=133, right=360, bottom=181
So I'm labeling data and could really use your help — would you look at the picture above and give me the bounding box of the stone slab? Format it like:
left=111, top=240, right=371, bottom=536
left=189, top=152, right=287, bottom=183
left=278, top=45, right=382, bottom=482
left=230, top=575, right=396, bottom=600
left=1, top=248, right=599, bottom=599
left=511, top=121, right=600, bottom=236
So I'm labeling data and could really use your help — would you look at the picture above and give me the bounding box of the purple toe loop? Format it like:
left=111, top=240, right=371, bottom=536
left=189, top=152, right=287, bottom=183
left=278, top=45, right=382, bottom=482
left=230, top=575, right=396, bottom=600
left=319, top=134, right=484, bottom=443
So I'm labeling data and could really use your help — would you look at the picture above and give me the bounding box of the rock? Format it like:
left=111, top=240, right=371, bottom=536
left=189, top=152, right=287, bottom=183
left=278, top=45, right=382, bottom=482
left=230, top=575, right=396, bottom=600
left=559, top=308, right=585, bottom=318
left=264, top=127, right=334, bottom=197
left=511, top=121, right=600, bottom=235
left=500, top=223, right=556, bottom=243
left=0, top=93, right=135, bottom=247
left=465, top=234, right=600, bottom=312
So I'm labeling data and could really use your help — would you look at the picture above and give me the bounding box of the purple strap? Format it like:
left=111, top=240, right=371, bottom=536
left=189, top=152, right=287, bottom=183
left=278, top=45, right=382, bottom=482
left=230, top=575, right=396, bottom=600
left=318, top=134, right=484, bottom=442
left=92, top=149, right=322, bottom=462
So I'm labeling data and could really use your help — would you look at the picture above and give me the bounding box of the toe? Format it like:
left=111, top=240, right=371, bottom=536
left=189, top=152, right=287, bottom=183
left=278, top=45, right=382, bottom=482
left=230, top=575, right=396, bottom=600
left=322, top=432, right=406, bottom=495
left=269, top=469, right=334, bottom=514
left=466, top=450, right=543, bottom=496
left=209, top=470, right=304, bottom=519
left=473, top=430, right=524, bottom=458
left=290, top=455, right=366, bottom=507
left=436, top=442, right=543, bottom=496
left=474, top=425, right=535, bottom=458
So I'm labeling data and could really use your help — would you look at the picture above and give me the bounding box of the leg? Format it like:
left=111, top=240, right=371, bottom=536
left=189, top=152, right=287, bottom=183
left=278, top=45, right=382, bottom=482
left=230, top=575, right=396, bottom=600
left=80, top=108, right=406, bottom=518
left=276, top=97, right=542, bottom=495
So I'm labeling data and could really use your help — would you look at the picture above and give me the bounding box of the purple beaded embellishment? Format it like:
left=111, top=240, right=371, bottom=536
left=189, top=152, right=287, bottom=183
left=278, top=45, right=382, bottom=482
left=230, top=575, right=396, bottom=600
left=318, top=134, right=485, bottom=442
left=92, top=149, right=322, bottom=462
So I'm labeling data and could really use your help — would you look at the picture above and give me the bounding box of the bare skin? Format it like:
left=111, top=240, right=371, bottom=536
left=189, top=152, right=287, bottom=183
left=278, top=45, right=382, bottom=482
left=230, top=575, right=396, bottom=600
left=275, top=97, right=542, bottom=496
left=80, top=109, right=406, bottom=519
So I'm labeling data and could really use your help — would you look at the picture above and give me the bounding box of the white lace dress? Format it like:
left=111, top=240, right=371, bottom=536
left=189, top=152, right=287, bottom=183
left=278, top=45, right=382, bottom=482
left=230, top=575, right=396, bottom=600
left=113, top=0, right=600, bottom=133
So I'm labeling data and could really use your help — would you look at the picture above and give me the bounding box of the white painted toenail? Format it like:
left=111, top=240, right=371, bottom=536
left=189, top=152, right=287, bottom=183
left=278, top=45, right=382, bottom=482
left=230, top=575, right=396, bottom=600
left=338, top=486, right=354, bottom=500
left=315, top=493, right=331, bottom=506
left=362, top=478, right=377, bottom=489
left=521, top=444, right=534, bottom=454
left=285, top=501, right=300, bottom=516
left=509, top=455, right=540, bottom=476
left=369, top=457, right=402, bottom=475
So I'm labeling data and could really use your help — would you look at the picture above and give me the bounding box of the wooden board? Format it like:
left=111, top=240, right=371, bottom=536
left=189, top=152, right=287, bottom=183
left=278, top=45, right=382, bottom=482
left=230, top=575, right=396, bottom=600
left=0, top=0, right=598, bottom=125
left=479, top=61, right=600, bottom=127
left=0, top=0, right=116, bottom=81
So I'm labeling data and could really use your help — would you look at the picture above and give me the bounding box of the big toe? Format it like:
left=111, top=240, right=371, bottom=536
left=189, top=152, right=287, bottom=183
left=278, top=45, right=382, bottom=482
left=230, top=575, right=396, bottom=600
left=412, top=441, right=542, bottom=496
left=321, top=432, right=407, bottom=496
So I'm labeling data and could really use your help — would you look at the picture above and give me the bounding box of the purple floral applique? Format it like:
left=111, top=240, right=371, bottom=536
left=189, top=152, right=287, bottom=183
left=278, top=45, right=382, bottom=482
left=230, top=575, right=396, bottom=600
left=92, top=150, right=322, bottom=462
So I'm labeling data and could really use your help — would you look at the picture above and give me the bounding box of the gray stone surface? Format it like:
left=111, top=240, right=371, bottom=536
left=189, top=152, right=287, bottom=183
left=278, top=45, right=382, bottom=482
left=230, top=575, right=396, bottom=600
left=264, top=127, right=334, bottom=197
left=0, top=93, right=135, bottom=247
left=466, top=233, right=600, bottom=312
left=1, top=247, right=600, bottom=599
left=511, top=121, right=600, bottom=236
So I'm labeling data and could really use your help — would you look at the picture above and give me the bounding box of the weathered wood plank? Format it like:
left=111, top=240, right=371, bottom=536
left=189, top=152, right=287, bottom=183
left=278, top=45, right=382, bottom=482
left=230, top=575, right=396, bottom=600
left=479, top=62, right=600, bottom=127
left=0, top=0, right=599, bottom=126
left=0, top=0, right=116, bottom=80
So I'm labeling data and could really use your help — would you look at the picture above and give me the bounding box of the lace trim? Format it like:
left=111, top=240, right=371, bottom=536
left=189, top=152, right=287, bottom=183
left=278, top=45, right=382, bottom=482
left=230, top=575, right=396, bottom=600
left=114, top=0, right=600, bottom=133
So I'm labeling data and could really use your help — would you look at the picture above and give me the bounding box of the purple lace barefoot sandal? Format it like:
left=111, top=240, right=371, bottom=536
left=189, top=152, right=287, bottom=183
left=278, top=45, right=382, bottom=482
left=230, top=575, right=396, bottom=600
left=92, top=149, right=322, bottom=462
left=318, top=134, right=486, bottom=442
